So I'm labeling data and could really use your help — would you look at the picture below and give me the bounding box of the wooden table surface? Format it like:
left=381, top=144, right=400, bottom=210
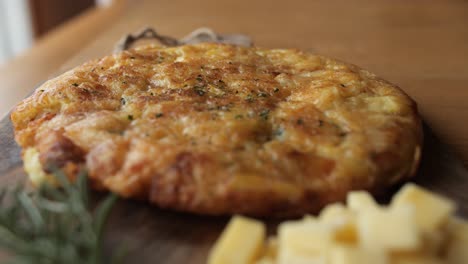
left=1, top=0, right=468, bottom=166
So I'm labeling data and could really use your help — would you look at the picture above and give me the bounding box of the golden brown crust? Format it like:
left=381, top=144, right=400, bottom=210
left=11, top=43, right=423, bottom=217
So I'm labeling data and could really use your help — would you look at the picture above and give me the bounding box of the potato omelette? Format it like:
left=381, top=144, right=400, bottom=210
left=11, top=43, right=423, bottom=217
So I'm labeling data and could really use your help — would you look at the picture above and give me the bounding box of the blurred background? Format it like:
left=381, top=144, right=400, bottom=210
left=0, top=0, right=111, bottom=65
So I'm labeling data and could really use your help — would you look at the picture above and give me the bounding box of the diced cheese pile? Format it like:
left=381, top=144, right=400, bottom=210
left=208, top=183, right=468, bottom=264
left=208, top=216, right=266, bottom=264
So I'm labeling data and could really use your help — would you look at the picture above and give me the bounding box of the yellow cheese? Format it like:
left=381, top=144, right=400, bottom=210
left=255, top=258, right=275, bottom=264
left=208, top=215, right=265, bottom=264
left=23, top=147, right=53, bottom=186
left=277, top=248, right=326, bottom=264
left=392, top=255, right=444, bottom=264
left=446, top=217, right=468, bottom=264
left=329, top=245, right=388, bottom=264
left=318, top=203, right=357, bottom=244
left=278, top=220, right=332, bottom=264
left=419, top=230, right=445, bottom=256
left=333, top=222, right=358, bottom=245
left=347, top=191, right=377, bottom=212
left=447, top=239, right=468, bottom=264
left=254, top=258, right=274, bottom=264
left=262, top=237, right=278, bottom=260
left=357, top=205, right=420, bottom=251
left=446, top=217, right=468, bottom=242
left=319, top=203, right=349, bottom=222
left=303, top=214, right=317, bottom=221
left=391, top=184, right=455, bottom=232
left=254, top=237, right=277, bottom=264
left=209, top=184, right=465, bottom=264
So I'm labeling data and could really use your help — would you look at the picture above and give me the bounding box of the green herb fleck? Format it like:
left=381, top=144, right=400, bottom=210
left=245, top=94, right=254, bottom=102
left=235, top=114, right=244, bottom=119
left=194, top=86, right=206, bottom=96
left=156, top=113, right=163, bottom=118
left=72, top=83, right=79, bottom=87
left=273, top=128, right=284, bottom=137
left=274, top=128, right=284, bottom=137
left=258, top=92, right=268, bottom=97
left=120, top=98, right=126, bottom=105
left=274, top=87, right=280, bottom=93
left=122, top=81, right=127, bottom=84
left=128, top=115, right=134, bottom=121
left=196, top=74, right=203, bottom=82
left=39, top=89, right=45, bottom=92
left=109, top=130, right=124, bottom=135
left=259, top=109, right=270, bottom=120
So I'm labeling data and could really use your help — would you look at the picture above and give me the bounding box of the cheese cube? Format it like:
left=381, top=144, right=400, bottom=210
left=254, top=238, right=277, bottom=264
left=319, top=203, right=349, bottom=222
left=420, top=230, right=446, bottom=256
left=334, top=222, right=358, bottom=245
left=303, top=214, right=317, bottom=221
left=278, top=220, right=332, bottom=264
left=319, top=203, right=355, bottom=227
left=263, top=237, right=278, bottom=260
left=208, top=215, right=265, bottom=264
left=330, top=245, right=388, bottom=264
left=318, top=203, right=357, bottom=244
left=447, top=238, right=468, bottom=264
left=278, top=252, right=326, bottom=264
left=446, top=217, right=468, bottom=242
left=347, top=191, right=377, bottom=212
left=255, top=258, right=274, bottom=264
left=392, top=184, right=455, bottom=232
left=357, top=205, right=420, bottom=250
left=392, top=255, right=444, bottom=264
left=446, top=217, right=468, bottom=264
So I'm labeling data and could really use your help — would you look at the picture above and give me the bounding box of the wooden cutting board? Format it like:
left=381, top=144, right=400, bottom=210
left=1, top=115, right=467, bottom=263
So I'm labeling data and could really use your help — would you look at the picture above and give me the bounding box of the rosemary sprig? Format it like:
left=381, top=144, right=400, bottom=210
left=0, top=169, right=118, bottom=264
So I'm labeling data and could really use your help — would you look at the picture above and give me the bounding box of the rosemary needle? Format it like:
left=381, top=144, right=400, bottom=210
left=0, top=170, right=119, bottom=264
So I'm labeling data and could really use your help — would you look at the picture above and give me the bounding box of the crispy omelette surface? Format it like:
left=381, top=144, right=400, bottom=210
left=11, top=43, right=422, bottom=217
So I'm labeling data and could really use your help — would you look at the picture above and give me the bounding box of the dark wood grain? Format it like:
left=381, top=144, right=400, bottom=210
left=0, top=116, right=22, bottom=186
left=29, top=0, right=95, bottom=38
left=412, top=124, right=468, bottom=217
left=0, top=116, right=467, bottom=263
